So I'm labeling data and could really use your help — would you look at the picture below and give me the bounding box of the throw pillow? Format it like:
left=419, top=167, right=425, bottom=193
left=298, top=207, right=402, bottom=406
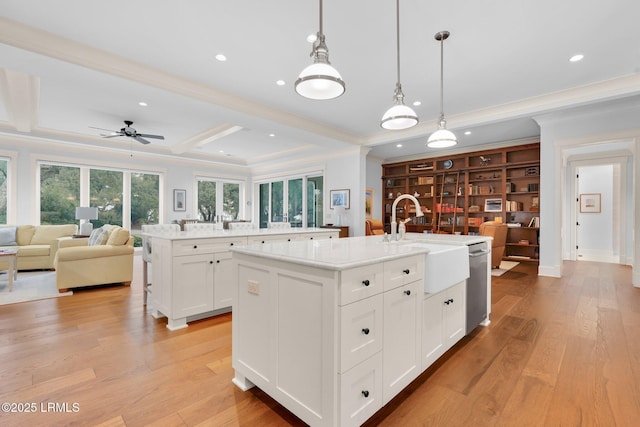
left=88, top=228, right=106, bottom=246
left=0, top=227, right=17, bottom=246
left=106, top=226, right=130, bottom=246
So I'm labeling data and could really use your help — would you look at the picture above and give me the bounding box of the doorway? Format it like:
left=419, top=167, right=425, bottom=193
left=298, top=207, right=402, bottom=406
left=569, top=157, right=628, bottom=264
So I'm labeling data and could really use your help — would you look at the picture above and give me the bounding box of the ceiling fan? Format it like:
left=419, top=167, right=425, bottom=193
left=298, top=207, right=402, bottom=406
left=91, top=120, right=164, bottom=145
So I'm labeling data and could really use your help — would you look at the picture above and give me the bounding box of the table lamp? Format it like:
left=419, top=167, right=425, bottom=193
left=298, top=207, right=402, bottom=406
left=75, top=207, right=98, bottom=235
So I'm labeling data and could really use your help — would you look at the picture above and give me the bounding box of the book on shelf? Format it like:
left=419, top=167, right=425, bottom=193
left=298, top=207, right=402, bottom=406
left=527, top=216, right=540, bottom=227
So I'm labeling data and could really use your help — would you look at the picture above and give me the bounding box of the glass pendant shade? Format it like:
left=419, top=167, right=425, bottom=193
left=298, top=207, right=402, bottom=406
left=295, top=60, right=345, bottom=100
left=427, top=119, right=457, bottom=148
left=381, top=98, right=418, bottom=130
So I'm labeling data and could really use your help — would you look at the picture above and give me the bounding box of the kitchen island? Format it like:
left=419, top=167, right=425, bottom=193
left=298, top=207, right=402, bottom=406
left=230, top=234, right=491, bottom=427
left=146, top=227, right=339, bottom=330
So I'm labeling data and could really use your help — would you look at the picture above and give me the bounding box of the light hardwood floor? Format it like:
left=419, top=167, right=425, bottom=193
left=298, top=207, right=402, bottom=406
left=1, top=256, right=639, bottom=426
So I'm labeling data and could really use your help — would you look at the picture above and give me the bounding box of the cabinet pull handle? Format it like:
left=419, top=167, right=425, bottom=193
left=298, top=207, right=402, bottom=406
left=261, top=240, right=265, bottom=244
left=361, top=328, right=370, bottom=335
left=449, top=298, right=454, bottom=303
left=287, top=238, right=291, bottom=242
left=362, top=390, right=369, bottom=398
left=362, top=279, right=370, bottom=287
left=209, top=260, right=213, bottom=264
left=216, top=260, right=220, bottom=264
left=230, top=242, right=234, bottom=246
left=403, top=269, right=410, bottom=274
left=310, top=237, right=314, bottom=240
left=193, top=245, right=198, bottom=249
left=404, top=290, right=411, bottom=296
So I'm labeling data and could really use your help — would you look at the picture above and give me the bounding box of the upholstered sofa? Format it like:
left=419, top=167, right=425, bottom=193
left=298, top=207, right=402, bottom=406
left=54, top=225, right=134, bottom=292
left=0, top=224, right=78, bottom=270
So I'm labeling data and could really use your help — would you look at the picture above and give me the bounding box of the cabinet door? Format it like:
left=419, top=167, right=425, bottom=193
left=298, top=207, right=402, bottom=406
left=382, top=280, right=422, bottom=404
left=443, top=281, right=466, bottom=347
left=340, top=294, right=383, bottom=373
left=339, top=352, right=383, bottom=427
left=213, top=251, right=234, bottom=310
left=173, top=254, right=214, bottom=318
left=422, top=292, right=445, bottom=370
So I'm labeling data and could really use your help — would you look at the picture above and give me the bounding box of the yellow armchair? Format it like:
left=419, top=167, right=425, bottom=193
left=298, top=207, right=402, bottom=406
left=54, top=226, right=134, bottom=292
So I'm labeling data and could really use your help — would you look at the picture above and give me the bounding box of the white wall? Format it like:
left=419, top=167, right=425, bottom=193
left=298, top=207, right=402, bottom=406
left=0, top=134, right=251, bottom=226
left=535, top=97, right=640, bottom=279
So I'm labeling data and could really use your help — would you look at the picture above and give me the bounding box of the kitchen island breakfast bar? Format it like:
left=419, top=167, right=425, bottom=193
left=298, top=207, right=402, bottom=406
left=230, top=234, right=491, bottom=427
left=147, top=227, right=339, bottom=330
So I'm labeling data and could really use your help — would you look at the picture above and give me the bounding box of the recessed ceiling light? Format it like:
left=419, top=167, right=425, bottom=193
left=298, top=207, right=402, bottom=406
left=215, top=54, right=227, bottom=62
left=276, top=80, right=285, bottom=86
left=269, top=133, right=276, bottom=137
left=413, top=101, right=421, bottom=106
left=138, top=101, right=148, bottom=107
left=464, top=131, right=471, bottom=135
left=569, top=54, right=584, bottom=62
left=306, top=34, right=317, bottom=43
left=396, top=144, right=403, bottom=148
left=219, top=150, right=224, bottom=153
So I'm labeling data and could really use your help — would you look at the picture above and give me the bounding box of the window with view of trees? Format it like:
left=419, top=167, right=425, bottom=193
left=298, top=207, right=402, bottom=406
left=196, top=178, right=243, bottom=222
left=39, top=162, right=161, bottom=245
left=0, top=158, right=9, bottom=224
left=258, top=174, right=323, bottom=228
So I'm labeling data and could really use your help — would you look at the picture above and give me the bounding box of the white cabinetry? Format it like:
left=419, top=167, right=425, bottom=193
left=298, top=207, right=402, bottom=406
left=422, top=280, right=466, bottom=370
left=382, top=280, right=422, bottom=404
left=151, top=230, right=339, bottom=330
left=233, top=253, right=427, bottom=427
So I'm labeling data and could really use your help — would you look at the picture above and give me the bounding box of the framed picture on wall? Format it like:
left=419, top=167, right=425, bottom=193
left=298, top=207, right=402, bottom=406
left=173, top=189, right=186, bottom=212
left=330, top=189, right=350, bottom=209
left=579, top=193, right=601, bottom=213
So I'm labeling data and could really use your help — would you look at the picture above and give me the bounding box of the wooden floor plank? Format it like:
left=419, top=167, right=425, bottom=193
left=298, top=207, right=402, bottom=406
left=1, top=257, right=639, bottom=426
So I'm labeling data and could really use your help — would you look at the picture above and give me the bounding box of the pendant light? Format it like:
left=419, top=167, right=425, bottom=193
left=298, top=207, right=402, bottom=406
left=380, top=0, right=418, bottom=130
left=295, top=0, right=345, bottom=100
left=426, top=31, right=457, bottom=148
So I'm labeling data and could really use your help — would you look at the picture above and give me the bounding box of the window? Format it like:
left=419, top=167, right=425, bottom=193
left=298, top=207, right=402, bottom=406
left=196, top=177, right=244, bottom=222
left=257, top=174, right=323, bottom=228
left=40, top=164, right=80, bottom=225
left=0, top=158, right=9, bottom=224
left=38, top=162, right=161, bottom=246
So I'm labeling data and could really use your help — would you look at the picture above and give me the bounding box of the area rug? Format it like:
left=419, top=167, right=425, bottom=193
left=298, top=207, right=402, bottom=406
left=491, top=261, right=520, bottom=277
left=0, top=271, right=72, bottom=305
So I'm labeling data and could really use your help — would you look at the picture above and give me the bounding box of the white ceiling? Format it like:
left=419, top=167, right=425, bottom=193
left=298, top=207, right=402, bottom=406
left=0, top=0, right=639, bottom=169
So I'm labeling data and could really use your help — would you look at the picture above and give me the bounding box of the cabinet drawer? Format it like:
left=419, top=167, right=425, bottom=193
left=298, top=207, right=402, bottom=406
left=383, top=255, right=423, bottom=291
left=340, top=263, right=383, bottom=306
left=173, top=237, right=247, bottom=256
left=340, top=294, right=383, bottom=373
left=339, top=352, right=383, bottom=427
left=246, top=235, right=293, bottom=245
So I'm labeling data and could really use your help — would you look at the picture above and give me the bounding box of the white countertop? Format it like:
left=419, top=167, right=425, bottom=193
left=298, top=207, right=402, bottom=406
left=231, top=236, right=433, bottom=270
left=143, top=227, right=335, bottom=240
left=403, top=232, right=492, bottom=246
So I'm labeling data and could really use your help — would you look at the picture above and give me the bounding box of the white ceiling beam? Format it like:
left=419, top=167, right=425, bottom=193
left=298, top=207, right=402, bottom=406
left=171, top=124, right=243, bottom=154
left=0, top=68, right=40, bottom=132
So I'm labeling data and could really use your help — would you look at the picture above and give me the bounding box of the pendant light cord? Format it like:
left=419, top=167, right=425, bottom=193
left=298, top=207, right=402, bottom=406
left=439, top=33, right=445, bottom=120
left=319, top=0, right=323, bottom=36
left=395, top=0, right=400, bottom=85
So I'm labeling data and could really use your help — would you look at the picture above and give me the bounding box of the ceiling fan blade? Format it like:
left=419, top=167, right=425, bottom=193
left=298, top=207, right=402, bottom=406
left=100, top=133, right=123, bottom=138
left=134, top=136, right=151, bottom=145
left=89, top=126, right=118, bottom=132
left=137, top=133, right=165, bottom=140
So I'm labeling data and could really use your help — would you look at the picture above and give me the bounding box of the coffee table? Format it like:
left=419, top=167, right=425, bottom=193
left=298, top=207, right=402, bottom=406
left=0, top=248, right=18, bottom=292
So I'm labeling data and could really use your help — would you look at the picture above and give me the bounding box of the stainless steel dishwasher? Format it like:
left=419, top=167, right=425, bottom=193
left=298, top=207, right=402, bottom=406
left=467, top=242, right=490, bottom=333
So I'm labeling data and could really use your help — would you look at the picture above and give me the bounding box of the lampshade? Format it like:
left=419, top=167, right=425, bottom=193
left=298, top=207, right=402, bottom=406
left=427, top=120, right=458, bottom=148
left=75, top=206, right=98, bottom=220
left=381, top=99, right=419, bottom=130
left=295, top=0, right=345, bottom=100
left=380, top=0, right=418, bottom=130
left=295, top=60, right=345, bottom=100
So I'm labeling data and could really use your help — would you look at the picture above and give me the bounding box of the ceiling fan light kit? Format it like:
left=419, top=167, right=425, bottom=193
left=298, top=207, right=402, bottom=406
left=381, top=0, right=418, bottom=130
left=295, top=0, right=345, bottom=100
left=427, top=30, right=458, bottom=148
